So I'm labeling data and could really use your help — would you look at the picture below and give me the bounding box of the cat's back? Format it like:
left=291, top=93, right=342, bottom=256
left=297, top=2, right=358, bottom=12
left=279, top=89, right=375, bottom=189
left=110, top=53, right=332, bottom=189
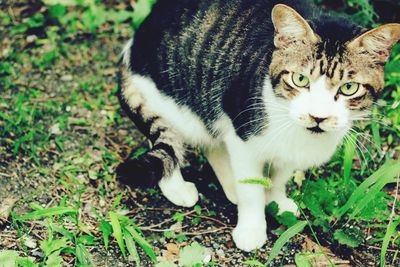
left=129, top=0, right=244, bottom=75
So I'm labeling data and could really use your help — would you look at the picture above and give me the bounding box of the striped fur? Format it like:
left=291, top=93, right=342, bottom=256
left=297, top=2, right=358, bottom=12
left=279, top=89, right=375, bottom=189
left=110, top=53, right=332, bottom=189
left=116, top=0, right=400, bottom=251
left=117, top=67, right=185, bottom=186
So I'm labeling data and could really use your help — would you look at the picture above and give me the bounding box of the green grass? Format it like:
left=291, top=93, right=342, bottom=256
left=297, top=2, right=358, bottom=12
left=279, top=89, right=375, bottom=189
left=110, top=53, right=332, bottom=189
left=0, top=0, right=399, bottom=266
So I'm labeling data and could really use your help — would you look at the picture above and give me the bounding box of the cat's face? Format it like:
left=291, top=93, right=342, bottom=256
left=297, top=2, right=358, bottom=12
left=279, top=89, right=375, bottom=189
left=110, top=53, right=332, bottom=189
left=268, top=4, right=400, bottom=135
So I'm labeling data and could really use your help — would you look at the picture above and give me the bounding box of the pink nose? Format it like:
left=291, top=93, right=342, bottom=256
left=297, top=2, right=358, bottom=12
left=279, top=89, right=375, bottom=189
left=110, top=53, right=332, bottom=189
left=309, top=115, right=327, bottom=124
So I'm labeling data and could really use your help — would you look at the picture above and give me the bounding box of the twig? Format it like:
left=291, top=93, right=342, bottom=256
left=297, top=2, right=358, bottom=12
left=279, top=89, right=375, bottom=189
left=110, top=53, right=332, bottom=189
left=141, top=225, right=189, bottom=232
left=143, top=226, right=231, bottom=236
left=366, top=245, right=398, bottom=253
left=14, top=82, right=47, bottom=92
left=180, top=226, right=231, bottom=236
left=138, top=210, right=196, bottom=230
left=187, top=214, right=233, bottom=227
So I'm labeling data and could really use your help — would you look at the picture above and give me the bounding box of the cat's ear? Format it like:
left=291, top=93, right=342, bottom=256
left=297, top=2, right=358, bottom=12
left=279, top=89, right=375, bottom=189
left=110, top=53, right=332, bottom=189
left=271, top=4, right=319, bottom=48
left=347, top=24, right=400, bottom=63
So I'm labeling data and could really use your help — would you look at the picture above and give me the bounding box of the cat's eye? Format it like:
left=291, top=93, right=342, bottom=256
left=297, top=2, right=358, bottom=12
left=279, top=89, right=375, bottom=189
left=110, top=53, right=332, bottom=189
left=339, top=82, right=359, bottom=96
left=292, top=73, right=310, bottom=88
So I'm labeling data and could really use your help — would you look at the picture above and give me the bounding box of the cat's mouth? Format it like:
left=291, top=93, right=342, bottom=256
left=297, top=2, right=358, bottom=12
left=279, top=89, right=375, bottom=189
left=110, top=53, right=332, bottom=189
left=307, top=126, right=325, bottom=134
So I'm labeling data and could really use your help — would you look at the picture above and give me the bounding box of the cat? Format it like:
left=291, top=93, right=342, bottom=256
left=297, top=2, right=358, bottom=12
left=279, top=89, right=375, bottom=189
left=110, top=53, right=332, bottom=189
left=116, top=0, right=400, bottom=251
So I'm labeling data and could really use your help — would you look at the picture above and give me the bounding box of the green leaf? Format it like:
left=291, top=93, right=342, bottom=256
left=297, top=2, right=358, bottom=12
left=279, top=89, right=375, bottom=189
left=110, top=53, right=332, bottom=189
left=380, top=219, right=400, bottom=267
left=99, top=219, right=112, bottom=249
left=132, top=0, right=157, bottom=28
left=0, top=250, right=19, bottom=267
left=111, top=193, right=124, bottom=210
left=336, top=160, right=400, bottom=220
left=123, top=229, right=140, bottom=266
left=243, top=259, right=265, bottom=266
left=16, top=207, right=77, bottom=220
left=130, top=147, right=148, bottom=160
left=172, top=212, right=185, bottom=222
left=48, top=4, right=67, bottom=19
left=42, top=0, right=77, bottom=6
left=16, top=256, right=37, bottom=267
left=40, top=238, right=68, bottom=257
left=295, top=253, right=325, bottom=267
left=75, top=244, right=94, bottom=266
left=302, top=179, right=337, bottom=220
left=109, top=212, right=126, bottom=258
left=178, top=242, right=206, bottom=267
left=125, top=226, right=157, bottom=262
left=276, top=211, right=299, bottom=227
left=266, top=221, right=307, bottom=265
left=333, top=228, right=363, bottom=248
left=239, top=177, right=272, bottom=189
left=44, top=253, right=63, bottom=267
left=155, top=262, right=178, bottom=267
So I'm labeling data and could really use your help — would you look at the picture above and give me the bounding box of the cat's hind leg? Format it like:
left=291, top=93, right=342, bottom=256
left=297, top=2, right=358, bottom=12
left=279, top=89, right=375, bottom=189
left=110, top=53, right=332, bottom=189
left=116, top=67, right=198, bottom=207
left=205, top=143, right=237, bottom=204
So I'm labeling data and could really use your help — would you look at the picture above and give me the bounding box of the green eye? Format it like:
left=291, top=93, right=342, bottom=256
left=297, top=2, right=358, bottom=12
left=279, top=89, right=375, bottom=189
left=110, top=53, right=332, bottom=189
left=292, top=73, right=310, bottom=88
left=339, top=82, right=359, bottom=96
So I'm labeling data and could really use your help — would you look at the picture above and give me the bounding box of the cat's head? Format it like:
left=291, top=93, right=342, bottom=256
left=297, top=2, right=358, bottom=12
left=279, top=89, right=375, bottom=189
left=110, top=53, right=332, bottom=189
left=268, top=4, right=400, bottom=135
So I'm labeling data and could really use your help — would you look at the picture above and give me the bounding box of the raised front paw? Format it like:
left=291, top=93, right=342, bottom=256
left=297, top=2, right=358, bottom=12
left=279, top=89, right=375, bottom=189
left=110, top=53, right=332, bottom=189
left=232, top=223, right=267, bottom=252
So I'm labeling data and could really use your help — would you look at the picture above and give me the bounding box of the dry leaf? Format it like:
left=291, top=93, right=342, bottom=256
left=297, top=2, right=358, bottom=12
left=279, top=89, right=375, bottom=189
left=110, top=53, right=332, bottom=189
left=0, top=197, right=17, bottom=224
left=301, top=236, right=350, bottom=267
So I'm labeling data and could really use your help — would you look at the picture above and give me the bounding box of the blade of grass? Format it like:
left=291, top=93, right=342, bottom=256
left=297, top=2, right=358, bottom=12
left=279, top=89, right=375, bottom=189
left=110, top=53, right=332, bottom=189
left=336, top=160, right=400, bottom=220
left=343, top=133, right=356, bottom=184
left=99, top=218, right=112, bottom=249
left=109, top=211, right=126, bottom=258
left=111, top=192, right=124, bottom=211
left=381, top=174, right=400, bottom=267
left=266, top=221, right=307, bottom=266
left=371, top=106, right=382, bottom=149
left=75, top=244, right=94, bottom=267
left=125, top=225, right=157, bottom=262
left=381, top=219, right=400, bottom=267
left=15, top=207, right=77, bottom=220
left=124, top=229, right=140, bottom=266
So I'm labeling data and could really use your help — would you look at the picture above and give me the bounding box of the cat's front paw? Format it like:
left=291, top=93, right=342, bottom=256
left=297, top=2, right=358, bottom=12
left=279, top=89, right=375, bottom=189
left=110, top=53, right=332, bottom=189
left=267, top=194, right=299, bottom=216
left=159, top=180, right=199, bottom=208
left=232, top=223, right=267, bottom=251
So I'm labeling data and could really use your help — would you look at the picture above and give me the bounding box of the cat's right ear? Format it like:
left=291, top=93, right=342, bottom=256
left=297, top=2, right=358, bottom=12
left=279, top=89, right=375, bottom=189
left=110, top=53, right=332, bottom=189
left=271, top=4, right=319, bottom=48
left=347, top=24, right=400, bottom=64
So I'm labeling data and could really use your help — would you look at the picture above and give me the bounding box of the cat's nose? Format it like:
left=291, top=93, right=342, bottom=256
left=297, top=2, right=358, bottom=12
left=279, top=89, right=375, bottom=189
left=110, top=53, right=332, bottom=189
left=309, top=115, right=328, bottom=124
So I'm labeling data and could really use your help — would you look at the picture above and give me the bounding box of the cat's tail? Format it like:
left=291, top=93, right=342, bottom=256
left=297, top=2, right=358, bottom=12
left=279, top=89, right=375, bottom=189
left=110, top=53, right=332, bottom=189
left=116, top=65, right=185, bottom=187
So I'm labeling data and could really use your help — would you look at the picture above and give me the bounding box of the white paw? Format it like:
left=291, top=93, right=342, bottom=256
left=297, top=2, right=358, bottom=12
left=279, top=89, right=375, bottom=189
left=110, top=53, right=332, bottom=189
left=159, top=180, right=199, bottom=208
left=232, top=223, right=267, bottom=252
left=267, top=194, right=299, bottom=216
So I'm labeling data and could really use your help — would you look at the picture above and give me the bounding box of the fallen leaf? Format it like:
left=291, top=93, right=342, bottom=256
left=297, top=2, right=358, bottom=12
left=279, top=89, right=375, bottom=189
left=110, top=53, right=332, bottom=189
left=100, top=68, right=117, bottom=76
left=22, top=235, right=37, bottom=249
left=165, top=243, right=180, bottom=255
left=0, top=198, right=17, bottom=225
left=301, top=236, right=350, bottom=267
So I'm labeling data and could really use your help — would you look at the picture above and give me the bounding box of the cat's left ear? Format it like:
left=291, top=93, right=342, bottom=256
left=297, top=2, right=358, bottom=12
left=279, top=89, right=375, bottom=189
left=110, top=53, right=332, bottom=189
left=271, top=4, right=319, bottom=48
left=347, top=24, right=400, bottom=63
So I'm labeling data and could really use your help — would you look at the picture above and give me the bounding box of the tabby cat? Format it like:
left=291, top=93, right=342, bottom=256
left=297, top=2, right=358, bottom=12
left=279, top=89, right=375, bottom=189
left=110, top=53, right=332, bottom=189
left=116, top=0, right=400, bottom=251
